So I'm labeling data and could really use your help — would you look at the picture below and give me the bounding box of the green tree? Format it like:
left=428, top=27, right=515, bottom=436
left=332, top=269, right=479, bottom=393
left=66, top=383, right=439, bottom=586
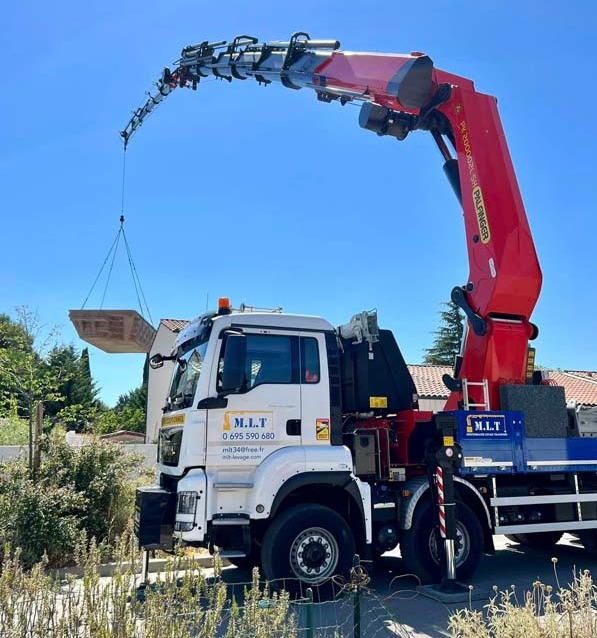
left=114, top=384, right=147, bottom=412
left=111, top=383, right=146, bottom=433
left=96, top=356, right=148, bottom=434
left=0, top=308, right=68, bottom=469
left=423, top=300, right=464, bottom=366
left=75, top=348, right=98, bottom=406
left=44, top=345, right=81, bottom=418
left=46, top=346, right=99, bottom=429
left=0, top=312, right=35, bottom=416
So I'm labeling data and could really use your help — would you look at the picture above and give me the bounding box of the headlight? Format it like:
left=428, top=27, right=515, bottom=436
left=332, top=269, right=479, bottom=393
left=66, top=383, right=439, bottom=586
left=177, top=491, right=198, bottom=514
left=174, top=521, right=194, bottom=532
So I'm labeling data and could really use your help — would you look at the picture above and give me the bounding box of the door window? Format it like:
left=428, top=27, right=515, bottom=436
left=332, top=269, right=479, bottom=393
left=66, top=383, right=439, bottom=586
left=217, top=333, right=322, bottom=393
left=246, top=335, right=293, bottom=388
left=217, top=333, right=298, bottom=393
left=301, top=337, right=320, bottom=384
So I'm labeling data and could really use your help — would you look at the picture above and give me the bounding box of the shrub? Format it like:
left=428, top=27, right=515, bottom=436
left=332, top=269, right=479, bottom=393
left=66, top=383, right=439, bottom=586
left=38, top=428, right=140, bottom=544
left=0, top=429, right=144, bottom=567
left=0, top=539, right=298, bottom=638
left=0, top=462, right=83, bottom=567
left=449, top=562, right=597, bottom=638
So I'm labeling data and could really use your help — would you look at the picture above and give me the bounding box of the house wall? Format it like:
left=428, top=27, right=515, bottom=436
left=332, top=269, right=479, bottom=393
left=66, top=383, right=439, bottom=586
left=145, top=325, right=178, bottom=443
left=578, top=406, right=597, bottom=437
left=0, top=443, right=157, bottom=468
left=418, top=398, right=447, bottom=412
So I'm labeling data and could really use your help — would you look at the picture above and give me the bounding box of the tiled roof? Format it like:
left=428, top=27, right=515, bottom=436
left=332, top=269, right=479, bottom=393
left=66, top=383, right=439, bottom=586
left=407, top=364, right=452, bottom=399
left=565, top=370, right=597, bottom=382
left=407, top=365, right=597, bottom=406
left=160, top=319, right=189, bottom=332
left=549, top=372, right=597, bottom=407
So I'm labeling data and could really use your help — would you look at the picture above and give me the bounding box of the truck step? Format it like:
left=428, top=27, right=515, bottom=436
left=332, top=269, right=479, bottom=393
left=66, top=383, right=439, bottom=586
left=211, top=514, right=250, bottom=526
left=219, top=550, right=247, bottom=558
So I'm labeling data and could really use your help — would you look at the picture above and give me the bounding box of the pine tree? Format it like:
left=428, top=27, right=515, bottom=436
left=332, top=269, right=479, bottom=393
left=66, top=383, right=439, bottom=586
left=423, top=300, right=464, bottom=366
left=72, top=348, right=98, bottom=407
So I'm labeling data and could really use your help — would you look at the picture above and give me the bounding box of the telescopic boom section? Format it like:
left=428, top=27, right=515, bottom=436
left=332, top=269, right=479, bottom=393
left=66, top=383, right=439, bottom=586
left=121, top=33, right=542, bottom=410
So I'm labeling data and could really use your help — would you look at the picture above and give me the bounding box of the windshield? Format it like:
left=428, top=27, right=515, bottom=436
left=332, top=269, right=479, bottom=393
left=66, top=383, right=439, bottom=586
left=166, top=339, right=209, bottom=411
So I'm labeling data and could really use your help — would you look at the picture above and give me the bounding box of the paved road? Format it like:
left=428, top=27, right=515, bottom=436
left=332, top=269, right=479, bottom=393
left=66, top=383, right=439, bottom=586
left=224, top=534, right=597, bottom=637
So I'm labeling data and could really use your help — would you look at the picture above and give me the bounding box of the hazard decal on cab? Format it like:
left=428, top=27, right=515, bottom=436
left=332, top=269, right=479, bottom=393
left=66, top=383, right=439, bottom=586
left=316, top=419, right=330, bottom=441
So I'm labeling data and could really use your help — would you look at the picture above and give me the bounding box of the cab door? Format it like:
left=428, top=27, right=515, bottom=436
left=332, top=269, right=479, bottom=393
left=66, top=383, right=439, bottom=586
left=205, top=330, right=302, bottom=469
left=298, top=332, right=332, bottom=446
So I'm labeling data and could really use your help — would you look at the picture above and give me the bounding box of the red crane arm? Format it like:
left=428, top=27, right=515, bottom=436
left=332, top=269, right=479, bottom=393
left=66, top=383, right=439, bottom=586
left=121, top=34, right=542, bottom=409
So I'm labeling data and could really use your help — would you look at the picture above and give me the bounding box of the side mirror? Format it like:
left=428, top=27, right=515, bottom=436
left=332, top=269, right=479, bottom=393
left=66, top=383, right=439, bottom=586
left=150, top=352, right=185, bottom=371
left=220, top=334, right=247, bottom=394
left=149, top=353, right=164, bottom=369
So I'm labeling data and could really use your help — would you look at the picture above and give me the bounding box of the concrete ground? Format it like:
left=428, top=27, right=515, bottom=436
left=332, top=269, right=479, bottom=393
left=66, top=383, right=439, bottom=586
left=223, top=534, right=597, bottom=637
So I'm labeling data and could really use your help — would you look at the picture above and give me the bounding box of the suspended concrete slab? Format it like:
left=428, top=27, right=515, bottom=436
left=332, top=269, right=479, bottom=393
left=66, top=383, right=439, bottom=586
left=69, top=309, right=156, bottom=353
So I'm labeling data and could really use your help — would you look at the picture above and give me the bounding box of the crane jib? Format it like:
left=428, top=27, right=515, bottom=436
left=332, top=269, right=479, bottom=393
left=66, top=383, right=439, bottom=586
left=120, top=35, right=440, bottom=147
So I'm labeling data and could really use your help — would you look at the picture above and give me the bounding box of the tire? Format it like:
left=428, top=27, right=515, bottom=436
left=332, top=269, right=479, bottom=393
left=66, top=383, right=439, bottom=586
left=400, top=499, right=483, bottom=584
left=505, top=532, right=562, bottom=548
left=261, top=503, right=355, bottom=598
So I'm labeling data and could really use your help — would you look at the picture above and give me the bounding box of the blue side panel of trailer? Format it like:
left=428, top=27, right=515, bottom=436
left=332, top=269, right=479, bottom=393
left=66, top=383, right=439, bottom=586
left=450, top=411, right=597, bottom=475
left=525, top=438, right=597, bottom=472
left=453, top=411, right=525, bottom=474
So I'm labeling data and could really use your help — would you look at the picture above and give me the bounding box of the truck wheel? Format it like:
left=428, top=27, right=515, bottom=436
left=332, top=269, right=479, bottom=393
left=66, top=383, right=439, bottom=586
left=261, top=503, right=355, bottom=598
left=505, top=532, right=562, bottom=548
left=400, top=499, right=483, bottom=584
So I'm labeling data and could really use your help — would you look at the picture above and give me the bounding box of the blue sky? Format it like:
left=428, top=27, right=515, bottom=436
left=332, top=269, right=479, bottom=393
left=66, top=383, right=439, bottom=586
left=1, top=1, right=596, bottom=406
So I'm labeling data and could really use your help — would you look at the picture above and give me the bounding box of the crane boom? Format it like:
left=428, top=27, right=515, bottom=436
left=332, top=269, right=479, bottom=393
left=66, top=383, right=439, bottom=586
left=121, top=32, right=542, bottom=411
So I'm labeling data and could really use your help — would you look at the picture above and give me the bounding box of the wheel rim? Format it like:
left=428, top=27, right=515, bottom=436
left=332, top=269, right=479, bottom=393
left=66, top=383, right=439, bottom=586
left=289, top=526, right=339, bottom=583
left=428, top=522, right=470, bottom=567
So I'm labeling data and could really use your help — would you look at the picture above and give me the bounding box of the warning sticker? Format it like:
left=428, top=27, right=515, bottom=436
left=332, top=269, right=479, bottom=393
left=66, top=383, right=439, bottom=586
left=369, top=396, right=388, bottom=409
left=316, top=419, right=330, bottom=441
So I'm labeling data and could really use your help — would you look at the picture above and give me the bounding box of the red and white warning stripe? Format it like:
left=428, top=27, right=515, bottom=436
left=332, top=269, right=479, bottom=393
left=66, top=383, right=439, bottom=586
left=436, top=467, right=446, bottom=538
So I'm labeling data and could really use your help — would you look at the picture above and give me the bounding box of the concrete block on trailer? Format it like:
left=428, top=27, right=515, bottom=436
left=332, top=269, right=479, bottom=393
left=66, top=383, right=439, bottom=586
left=500, top=385, right=569, bottom=438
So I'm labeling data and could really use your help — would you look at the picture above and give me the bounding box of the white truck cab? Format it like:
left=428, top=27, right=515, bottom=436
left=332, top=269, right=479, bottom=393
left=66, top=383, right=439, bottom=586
left=136, top=300, right=373, bottom=594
